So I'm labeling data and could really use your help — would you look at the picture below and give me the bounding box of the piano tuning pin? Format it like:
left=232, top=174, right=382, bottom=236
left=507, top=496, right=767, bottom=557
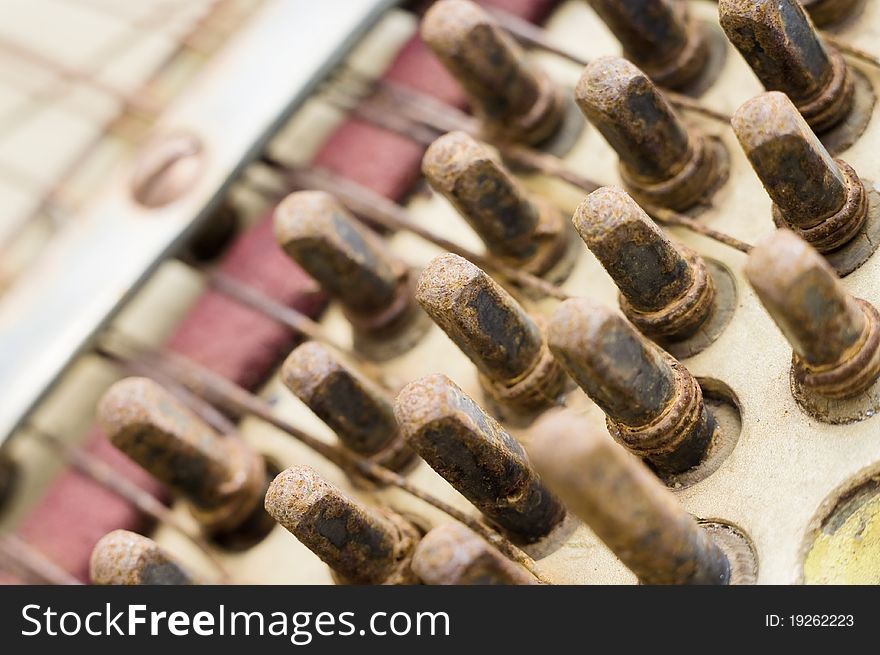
left=394, top=373, right=566, bottom=544
left=416, top=253, right=566, bottom=414
left=585, top=0, right=708, bottom=90
left=548, top=298, right=715, bottom=474
left=719, top=0, right=854, bottom=134
left=421, top=0, right=565, bottom=146
left=575, top=56, right=726, bottom=211
left=529, top=411, right=730, bottom=585
left=746, top=229, right=880, bottom=400
left=574, top=186, right=715, bottom=342
left=281, top=341, right=416, bottom=472
left=90, top=530, right=197, bottom=585
left=97, top=377, right=273, bottom=545
left=264, top=465, right=419, bottom=585
left=273, top=190, right=429, bottom=360
left=412, top=523, right=540, bottom=585
left=422, top=131, right=575, bottom=282
left=732, top=92, right=874, bottom=273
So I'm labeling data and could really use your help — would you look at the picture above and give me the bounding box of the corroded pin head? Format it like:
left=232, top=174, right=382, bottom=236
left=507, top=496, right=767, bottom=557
left=97, top=377, right=268, bottom=537
left=281, top=342, right=415, bottom=471
left=412, top=523, right=538, bottom=585
left=574, top=186, right=715, bottom=341
left=575, top=56, right=724, bottom=211
left=719, top=0, right=853, bottom=133
left=274, top=190, right=406, bottom=318
left=90, top=530, right=196, bottom=585
left=394, top=374, right=565, bottom=542
left=745, top=229, right=880, bottom=399
left=732, top=92, right=866, bottom=254
left=529, top=410, right=730, bottom=585
left=548, top=298, right=714, bottom=473
left=416, top=253, right=566, bottom=412
left=586, top=0, right=708, bottom=90
left=264, top=465, right=419, bottom=584
left=422, top=131, right=571, bottom=278
left=421, top=0, right=564, bottom=145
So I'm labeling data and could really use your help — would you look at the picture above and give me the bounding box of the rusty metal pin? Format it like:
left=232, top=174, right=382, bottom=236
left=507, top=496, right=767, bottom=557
left=281, top=342, right=415, bottom=471
left=421, top=0, right=565, bottom=146
left=745, top=229, right=880, bottom=399
left=274, top=190, right=422, bottom=357
left=416, top=253, right=566, bottom=412
left=90, top=530, right=197, bottom=585
left=574, top=186, right=715, bottom=341
left=732, top=92, right=867, bottom=254
left=264, top=465, right=418, bottom=584
left=575, top=56, right=724, bottom=211
left=412, top=523, right=539, bottom=585
left=585, top=0, right=708, bottom=90
left=719, top=0, right=854, bottom=133
left=800, top=0, right=863, bottom=28
left=97, top=377, right=269, bottom=537
left=394, top=374, right=565, bottom=543
left=548, top=299, right=715, bottom=473
left=529, top=411, right=730, bottom=584
left=422, top=131, right=573, bottom=279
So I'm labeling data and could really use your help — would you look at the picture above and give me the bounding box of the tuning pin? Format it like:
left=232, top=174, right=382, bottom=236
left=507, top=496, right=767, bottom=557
left=719, top=0, right=854, bottom=134
left=529, top=411, right=730, bottom=584
left=422, top=131, right=573, bottom=280
left=421, top=0, right=565, bottom=146
left=575, top=56, right=724, bottom=211
left=97, top=377, right=271, bottom=541
left=412, top=523, right=539, bottom=585
left=264, top=465, right=419, bottom=584
left=416, top=253, right=566, bottom=413
left=274, top=190, right=425, bottom=359
left=800, top=0, right=863, bottom=28
left=732, top=92, right=867, bottom=257
left=90, top=530, right=197, bottom=585
left=548, top=299, right=714, bottom=474
left=574, top=186, right=715, bottom=341
left=281, top=342, right=416, bottom=471
left=745, top=229, right=880, bottom=399
left=395, top=374, right=565, bottom=543
left=585, top=0, right=708, bottom=90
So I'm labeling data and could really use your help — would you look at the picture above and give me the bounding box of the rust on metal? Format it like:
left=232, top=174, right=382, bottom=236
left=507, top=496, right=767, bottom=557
left=732, top=92, right=867, bottom=255
left=529, top=410, right=730, bottom=584
left=97, top=377, right=270, bottom=538
left=394, top=374, right=565, bottom=543
left=90, top=530, right=197, bottom=585
left=575, top=56, right=725, bottom=211
left=420, top=0, right=564, bottom=146
left=548, top=298, right=715, bottom=474
left=422, top=131, right=574, bottom=280
left=412, top=523, right=539, bottom=585
left=585, top=0, right=707, bottom=90
left=281, top=342, right=416, bottom=471
left=719, top=0, right=854, bottom=133
left=416, top=253, right=566, bottom=412
left=745, top=229, right=880, bottom=399
left=274, top=190, right=425, bottom=358
left=574, top=186, right=716, bottom=342
left=264, top=465, right=419, bottom=584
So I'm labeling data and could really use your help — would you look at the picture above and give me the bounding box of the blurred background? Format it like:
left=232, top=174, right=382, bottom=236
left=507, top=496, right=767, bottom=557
left=0, top=0, right=262, bottom=293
